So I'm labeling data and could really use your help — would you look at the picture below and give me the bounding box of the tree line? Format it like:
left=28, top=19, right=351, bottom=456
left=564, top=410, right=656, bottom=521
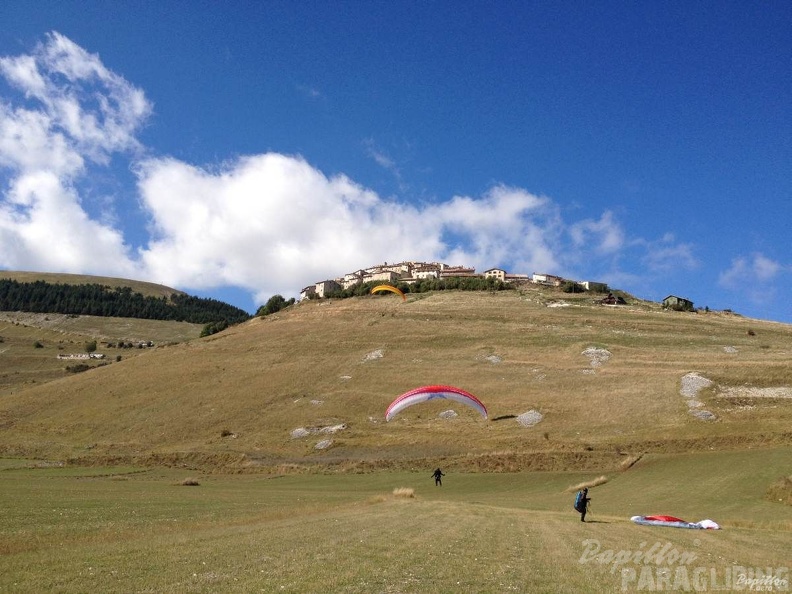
left=0, top=279, right=251, bottom=325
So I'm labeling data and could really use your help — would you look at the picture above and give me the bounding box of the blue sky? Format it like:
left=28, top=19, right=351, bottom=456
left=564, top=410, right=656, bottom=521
left=1, top=2, right=790, bottom=323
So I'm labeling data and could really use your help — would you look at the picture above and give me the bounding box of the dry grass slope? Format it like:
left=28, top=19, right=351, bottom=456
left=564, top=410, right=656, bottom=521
left=1, top=287, right=790, bottom=470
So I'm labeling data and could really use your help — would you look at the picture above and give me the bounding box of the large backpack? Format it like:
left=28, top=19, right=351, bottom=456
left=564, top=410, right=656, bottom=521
left=573, top=490, right=586, bottom=512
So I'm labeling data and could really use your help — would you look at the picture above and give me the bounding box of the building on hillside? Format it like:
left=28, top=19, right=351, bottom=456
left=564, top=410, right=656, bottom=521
left=302, top=261, right=547, bottom=300
left=440, top=268, right=476, bottom=279
left=366, top=261, right=415, bottom=276
left=366, top=270, right=401, bottom=284
left=342, top=270, right=367, bottom=289
left=662, top=294, right=694, bottom=311
left=532, top=273, right=564, bottom=286
left=439, top=266, right=479, bottom=279
left=314, top=279, right=342, bottom=298
left=482, top=268, right=530, bottom=283
left=578, top=280, right=609, bottom=293
left=505, top=272, right=530, bottom=282
left=483, top=268, right=507, bottom=281
left=412, top=264, right=441, bottom=280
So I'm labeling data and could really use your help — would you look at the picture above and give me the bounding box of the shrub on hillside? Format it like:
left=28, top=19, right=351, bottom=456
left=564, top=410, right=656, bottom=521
left=257, top=294, right=296, bottom=316
left=65, top=364, right=91, bottom=373
left=200, top=320, right=228, bottom=337
left=561, top=281, right=585, bottom=293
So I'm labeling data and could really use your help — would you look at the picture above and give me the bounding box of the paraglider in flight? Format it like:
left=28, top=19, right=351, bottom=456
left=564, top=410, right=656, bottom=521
left=385, top=385, right=488, bottom=421
left=370, top=284, right=406, bottom=301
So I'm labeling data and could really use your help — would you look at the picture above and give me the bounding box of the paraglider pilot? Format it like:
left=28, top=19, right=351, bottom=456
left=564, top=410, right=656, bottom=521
left=432, top=468, right=445, bottom=486
left=579, top=488, right=591, bottom=522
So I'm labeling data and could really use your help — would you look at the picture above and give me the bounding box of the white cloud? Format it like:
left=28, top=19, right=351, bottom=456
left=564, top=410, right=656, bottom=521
left=135, top=153, right=415, bottom=297
left=0, top=32, right=150, bottom=277
left=134, top=157, right=565, bottom=302
left=0, top=31, right=151, bottom=167
left=0, top=170, right=138, bottom=275
left=716, top=253, right=789, bottom=311
left=423, top=185, right=560, bottom=274
left=752, top=254, right=782, bottom=281
left=719, top=253, right=782, bottom=289
left=0, top=103, right=84, bottom=174
left=569, top=211, right=624, bottom=255
left=640, top=235, right=698, bottom=272
left=365, top=140, right=397, bottom=172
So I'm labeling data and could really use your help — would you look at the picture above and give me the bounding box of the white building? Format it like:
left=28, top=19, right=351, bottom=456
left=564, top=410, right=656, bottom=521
left=532, top=273, right=564, bottom=286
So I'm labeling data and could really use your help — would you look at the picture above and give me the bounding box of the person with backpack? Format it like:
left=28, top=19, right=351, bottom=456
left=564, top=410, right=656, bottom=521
left=432, top=468, right=445, bottom=486
left=574, top=487, right=591, bottom=522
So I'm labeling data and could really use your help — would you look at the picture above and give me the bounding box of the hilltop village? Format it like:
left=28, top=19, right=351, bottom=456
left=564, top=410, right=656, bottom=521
left=300, top=261, right=609, bottom=300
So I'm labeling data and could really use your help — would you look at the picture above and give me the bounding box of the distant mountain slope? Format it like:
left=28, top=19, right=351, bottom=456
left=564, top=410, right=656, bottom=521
left=0, top=310, right=204, bottom=397
left=0, top=271, right=184, bottom=299
left=0, top=271, right=250, bottom=325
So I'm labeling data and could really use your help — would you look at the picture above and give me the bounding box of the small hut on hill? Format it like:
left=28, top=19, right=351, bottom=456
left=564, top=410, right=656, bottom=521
left=662, top=295, right=694, bottom=312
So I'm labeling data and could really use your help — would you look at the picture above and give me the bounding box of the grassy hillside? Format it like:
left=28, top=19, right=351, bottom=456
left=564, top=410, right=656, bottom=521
left=0, top=311, right=203, bottom=398
left=1, top=286, right=790, bottom=468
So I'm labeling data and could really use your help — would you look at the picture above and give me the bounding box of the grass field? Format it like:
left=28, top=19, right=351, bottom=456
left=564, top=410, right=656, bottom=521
left=2, top=448, right=790, bottom=593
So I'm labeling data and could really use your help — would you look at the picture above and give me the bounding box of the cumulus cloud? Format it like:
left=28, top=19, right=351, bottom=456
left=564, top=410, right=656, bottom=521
left=719, top=253, right=782, bottom=288
left=1, top=170, right=136, bottom=275
left=133, top=157, right=563, bottom=303
left=0, top=32, right=150, bottom=166
left=135, top=153, right=427, bottom=300
left=424, top=185, right=561, bottom=274
left=716, top=252, right=789, bottom=310
left=640, top=234, right=698, bottom=272
left=569, top=211, right=624, bottom=255
left=1, top=33, right=699, bottom=309
left=0, top=32, right=149, bottom=276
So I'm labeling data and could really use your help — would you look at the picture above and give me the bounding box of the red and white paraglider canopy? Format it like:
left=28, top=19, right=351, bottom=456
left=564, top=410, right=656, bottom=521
left=385, top=385, right=488, bottom=421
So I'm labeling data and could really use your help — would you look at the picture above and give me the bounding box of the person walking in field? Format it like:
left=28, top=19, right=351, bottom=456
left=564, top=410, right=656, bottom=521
left=432, top=468, right=445, bottom=486
left=574, top=487, right=591, bottom=522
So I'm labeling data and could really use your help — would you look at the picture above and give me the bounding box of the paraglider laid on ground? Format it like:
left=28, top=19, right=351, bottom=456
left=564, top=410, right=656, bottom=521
left=370, top=284, right=406, bottom=301
left=386, top=385, right=488, bottom=421
left=631, top=515, right=720, bottom=530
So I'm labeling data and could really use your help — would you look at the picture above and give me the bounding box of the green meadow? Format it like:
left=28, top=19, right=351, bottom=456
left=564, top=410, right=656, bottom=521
left=2, top=447, right=789, bottom=593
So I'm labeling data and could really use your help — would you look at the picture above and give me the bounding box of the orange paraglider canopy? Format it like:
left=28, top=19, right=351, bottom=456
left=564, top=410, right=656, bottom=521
left=370, top=284, right=406, bottom=301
